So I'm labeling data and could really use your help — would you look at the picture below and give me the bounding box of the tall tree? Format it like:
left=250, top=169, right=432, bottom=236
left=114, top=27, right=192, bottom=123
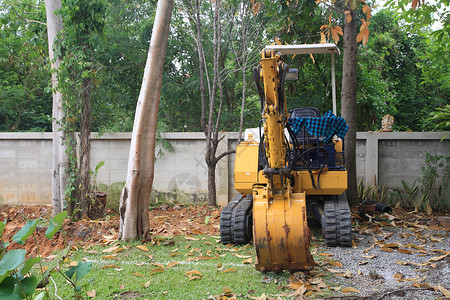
left=119, top=0, right=174, bottom=241
left=44, top=0, right=68, bottom=216
left=340, top=7, right=358, bottom=204
left=312, top=0, right=373, bottom=204
left=55, top=0, right=106, bottom=218
left=180, top=0, right=264, bottom=206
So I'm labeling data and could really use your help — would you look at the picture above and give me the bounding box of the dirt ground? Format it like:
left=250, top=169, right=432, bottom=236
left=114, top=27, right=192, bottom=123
left=1, top=204, right=449, bottom=299
left=1, top=204, right=220, bottom=257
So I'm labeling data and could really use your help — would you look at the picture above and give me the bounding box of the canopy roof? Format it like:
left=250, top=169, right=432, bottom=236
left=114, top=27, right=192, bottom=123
left=264, top=43, right=340, bottom=55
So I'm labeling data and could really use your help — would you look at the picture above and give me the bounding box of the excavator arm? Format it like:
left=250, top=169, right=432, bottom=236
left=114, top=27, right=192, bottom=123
left=252, top=49, right=314, bottom=273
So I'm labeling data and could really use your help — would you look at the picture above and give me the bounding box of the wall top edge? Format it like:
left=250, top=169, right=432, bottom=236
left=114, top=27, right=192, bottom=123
left=0, top=131, right=448, bottom=140
left=356, top=131, right=450, bottom=140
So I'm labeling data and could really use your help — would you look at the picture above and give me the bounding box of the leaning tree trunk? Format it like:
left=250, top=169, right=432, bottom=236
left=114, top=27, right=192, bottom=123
left=45, top=0, right=68, bottom=216
left=119, top=0, right=174, bottom=241
left=341, top=8, right=358, bottom=205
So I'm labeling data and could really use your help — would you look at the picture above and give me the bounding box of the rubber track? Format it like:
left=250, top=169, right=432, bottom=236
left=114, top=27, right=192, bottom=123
left=337, top=193, right=352, bottom=247
left=220, top=194, right=242, bottom=244
left=323, top=194, right=352, bottom=247
left=323, top=197, right=338, bottom=246
left=231, top=195, right=253, bottom=245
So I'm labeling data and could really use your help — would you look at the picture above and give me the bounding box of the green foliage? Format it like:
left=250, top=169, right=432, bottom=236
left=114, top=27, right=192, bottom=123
left=0, top=211, right=93, bottom=299
left=420, top=153, right=450, bottom=211
left=386, top=0, right=449, bottom=89
left=0, top=1, right=52, bottom=132
left=357, top=10, right=448, bottom=131
left=428, top=104, right=450, bottom=139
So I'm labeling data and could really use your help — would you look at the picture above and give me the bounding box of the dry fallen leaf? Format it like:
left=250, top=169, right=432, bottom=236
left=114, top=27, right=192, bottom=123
left=101, top=255, right=119, bottom=260
left=242, top=258, right=253, bottom=264
left=184, top=235, right=200, bottom=241
left=149, top=268, right=165, bottom=275
left=397, top=249, right=412, bottom=254
left=235, top=253, right=251, bottom=259
left=221, top=268, right=237, bottom=273
left=87, top=290, right=96, bottom=298
left=101, top=265, right=120, bottom=269
left=328, top=261, right=343, bottom=268
left=430, top=254, right=448, bottom=261
left=136, top=245, right=149, bottom=252
left=438, top=285, right=450, bottom=297
left=132, top=272, right=145, bottom=278
left=102, top=245, right=120, bottom=253
left=289, top=281, right=304, bottom=290
left=341, top=287, right=361, bottom=294
left=143, top=280, right=151, bottom=288
left=184, top=270, right=203, bottom=280
left=166, top=262, right=179, bottom=269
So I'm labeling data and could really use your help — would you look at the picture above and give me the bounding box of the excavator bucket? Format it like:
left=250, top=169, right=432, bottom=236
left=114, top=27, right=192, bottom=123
left=253, top=185, right=314, bottom=273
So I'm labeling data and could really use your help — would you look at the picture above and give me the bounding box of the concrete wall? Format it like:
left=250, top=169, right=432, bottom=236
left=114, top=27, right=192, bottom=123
left=0, top=132, right=449, bottom=207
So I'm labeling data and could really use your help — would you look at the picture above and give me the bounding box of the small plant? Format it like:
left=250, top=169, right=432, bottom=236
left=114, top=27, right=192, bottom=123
left=392, top=180, right=419, bottom=209
left=90, top=160, right=105, bottom=192
left=371, top=184, right=388, bottom=203
left=0, top=212, right=93, bottom=299
left=357, top=179, right=388, bottom=203
left=357, top=179, right=373, bottom=202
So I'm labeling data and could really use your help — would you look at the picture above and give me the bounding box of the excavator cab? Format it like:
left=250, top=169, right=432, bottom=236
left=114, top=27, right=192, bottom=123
left=220, top=44, right=352, bottom=273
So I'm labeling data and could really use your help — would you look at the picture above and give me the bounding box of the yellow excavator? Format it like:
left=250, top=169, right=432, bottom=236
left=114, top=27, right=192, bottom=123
left=220, top=43, right=352, bottom=273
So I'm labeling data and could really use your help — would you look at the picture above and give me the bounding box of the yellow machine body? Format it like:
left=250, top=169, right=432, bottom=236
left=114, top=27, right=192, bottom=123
left=232, top=46, right=347, bottom=273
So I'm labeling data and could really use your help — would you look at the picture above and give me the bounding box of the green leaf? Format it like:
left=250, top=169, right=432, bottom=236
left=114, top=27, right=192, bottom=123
left=12, top=220, right=38, bottom=245
left=0, top=250, right=27, bottom=284
left=0, top=220, right=6, bottom=238
left=33, top=292, right=45, bottom=300
left=20, top=258, right=42, bottom=277
left=0, top=276, right=16, bottom=297
left=14, top=276, right=37, bottom=299
left=65, top=262, right=92, bottom=280
left=46, top=211, right=67, bottom=239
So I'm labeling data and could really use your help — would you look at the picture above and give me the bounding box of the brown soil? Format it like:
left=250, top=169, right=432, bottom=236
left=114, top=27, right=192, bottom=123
left=1, top=203, right=220, bottom=258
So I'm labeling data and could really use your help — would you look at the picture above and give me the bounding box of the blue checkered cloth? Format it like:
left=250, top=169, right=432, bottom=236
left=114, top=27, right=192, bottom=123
left=288, top=110, right=349, bottom=143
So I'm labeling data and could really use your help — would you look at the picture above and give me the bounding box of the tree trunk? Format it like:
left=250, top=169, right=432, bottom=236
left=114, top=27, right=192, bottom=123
left=78, top=77, right=92, bottom=217
left=341, top=8, right=358, bottom=205
left=119, top=0, right=174, bottom=241
left=45, top=0, right=68, bottom=216
left=207, top=164, right=216, bottom=206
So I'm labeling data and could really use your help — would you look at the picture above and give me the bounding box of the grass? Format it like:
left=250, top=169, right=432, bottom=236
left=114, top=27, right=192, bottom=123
left=40, top=235, right=299, bottom=299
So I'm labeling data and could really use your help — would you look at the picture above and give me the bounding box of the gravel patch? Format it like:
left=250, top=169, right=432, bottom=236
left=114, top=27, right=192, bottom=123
left=311, top=211, right=449, bottom=299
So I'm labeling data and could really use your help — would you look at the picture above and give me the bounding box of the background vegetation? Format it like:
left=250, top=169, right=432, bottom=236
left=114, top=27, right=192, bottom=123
left=1, top=0, right=448, bottom=133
